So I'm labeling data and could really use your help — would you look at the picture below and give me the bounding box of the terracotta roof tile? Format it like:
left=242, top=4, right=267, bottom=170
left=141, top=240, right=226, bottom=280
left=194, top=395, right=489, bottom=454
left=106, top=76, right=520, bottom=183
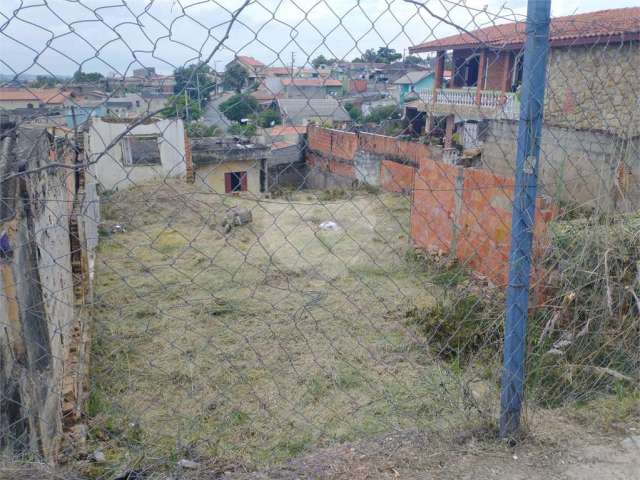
left=0, top=88, right=68, bottom=104
left=410, top=7, right=640, bottom=52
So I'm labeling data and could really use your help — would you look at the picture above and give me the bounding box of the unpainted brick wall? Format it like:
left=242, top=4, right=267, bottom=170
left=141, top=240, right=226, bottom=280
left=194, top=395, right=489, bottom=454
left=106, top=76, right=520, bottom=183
left=411, top=156, right=554, bottom=286
left=380, top=160, right=415, bottom=193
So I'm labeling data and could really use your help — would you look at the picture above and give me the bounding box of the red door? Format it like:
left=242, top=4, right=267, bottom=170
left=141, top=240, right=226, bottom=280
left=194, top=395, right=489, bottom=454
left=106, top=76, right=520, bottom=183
left=224, top=172, right=232, bottom=193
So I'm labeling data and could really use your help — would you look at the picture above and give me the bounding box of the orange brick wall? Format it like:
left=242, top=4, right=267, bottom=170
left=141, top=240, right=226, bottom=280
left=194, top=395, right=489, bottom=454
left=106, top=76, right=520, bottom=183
left=307, top=125, right=357, bottom=160
left=411, top=157, right=554, bottom=286
left=380, top=160, right=415, bottom=193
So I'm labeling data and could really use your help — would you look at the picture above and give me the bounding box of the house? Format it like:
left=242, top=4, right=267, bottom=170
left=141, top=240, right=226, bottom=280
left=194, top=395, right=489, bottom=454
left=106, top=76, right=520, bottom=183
left=0, top=88, right=69, bottom=109
left=406, top=7, right=640, bottom=209
left=87, top=117, right=187, bottom=190
left=226, top=55, right=266, bottom=84
left=190, top=137, right=270, bottom=194
left=277, top=98, right=351, bottom=126
left=393, top=71, right=434, bottom=102
left=281, top=78, right=343, bottom=99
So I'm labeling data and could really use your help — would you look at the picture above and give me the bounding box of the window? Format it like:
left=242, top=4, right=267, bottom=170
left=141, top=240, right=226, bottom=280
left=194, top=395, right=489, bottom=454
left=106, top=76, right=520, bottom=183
left=121, top=135, right=161, bottom=166
left=224, top=171, right=248, bottom=193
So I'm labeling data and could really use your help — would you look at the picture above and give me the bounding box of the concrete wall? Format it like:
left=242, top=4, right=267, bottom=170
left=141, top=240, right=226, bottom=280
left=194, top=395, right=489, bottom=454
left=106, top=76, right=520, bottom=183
left=0, top=126, right=97, bottom=461
left=195, top=159, right=262, bottom=194
left=544, top=41, right=640, bottom=138
left=481, top=119, right=640, bottom=211
left=87, top=117, right=186, bottom=191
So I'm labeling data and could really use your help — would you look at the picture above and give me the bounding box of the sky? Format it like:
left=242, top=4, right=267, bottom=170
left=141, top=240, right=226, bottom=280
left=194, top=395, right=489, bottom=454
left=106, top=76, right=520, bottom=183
left=0, top=0, right=637, bottom=78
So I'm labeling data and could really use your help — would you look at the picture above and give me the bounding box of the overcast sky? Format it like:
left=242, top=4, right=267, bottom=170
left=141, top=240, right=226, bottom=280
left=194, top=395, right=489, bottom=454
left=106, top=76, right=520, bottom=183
left=0, top=0, right=636, bottom=78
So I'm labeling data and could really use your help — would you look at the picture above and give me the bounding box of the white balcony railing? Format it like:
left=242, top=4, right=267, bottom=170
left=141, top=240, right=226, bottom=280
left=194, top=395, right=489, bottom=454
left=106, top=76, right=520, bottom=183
left=415, top=87, right=519, bottom=120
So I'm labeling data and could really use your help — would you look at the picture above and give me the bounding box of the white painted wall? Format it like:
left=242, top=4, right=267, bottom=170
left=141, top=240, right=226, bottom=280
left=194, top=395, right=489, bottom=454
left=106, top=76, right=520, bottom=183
left=87, top=117, right=186, bottom=190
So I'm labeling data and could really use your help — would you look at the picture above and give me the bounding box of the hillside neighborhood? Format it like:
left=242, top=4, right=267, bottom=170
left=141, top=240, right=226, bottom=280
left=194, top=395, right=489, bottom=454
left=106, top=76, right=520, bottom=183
left=0, top=4, right=639, bottom=479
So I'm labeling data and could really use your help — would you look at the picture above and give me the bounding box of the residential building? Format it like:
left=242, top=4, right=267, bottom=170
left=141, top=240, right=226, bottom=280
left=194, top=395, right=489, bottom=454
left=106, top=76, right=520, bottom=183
left=0, top=88, right=69, bottom=109
left=393, top=70, right=434, bottom=102
left=191, top=137, right=270, bottom=194
left=281, top=78, right=343, bottom=99
left=277, top=98, right=351, bottom=126
left=226, top=55, right=266, bottom=84
left=406, top=7, right=640, bottom=209
left=87, top=117, right=187, bottom=190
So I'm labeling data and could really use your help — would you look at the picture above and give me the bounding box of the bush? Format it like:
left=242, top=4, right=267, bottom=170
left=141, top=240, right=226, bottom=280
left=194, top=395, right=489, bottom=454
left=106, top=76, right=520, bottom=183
left=219, top=93, right=258, bottom=122
left=364, top=104, right=402, bottom=123
left=406, top=291, right=503, bottom=363
left=186, top=122, right=221, bottom=138
left=344, top=102, right=362, bottom=122
left=228, top=123, right=257, bottom=137
left=256, top=108, right=281, bottom=128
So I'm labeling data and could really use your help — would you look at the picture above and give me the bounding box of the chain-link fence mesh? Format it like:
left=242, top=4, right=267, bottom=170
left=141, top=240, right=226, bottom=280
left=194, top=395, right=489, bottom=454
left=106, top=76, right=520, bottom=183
left=0, top=1, right=638, bottom=478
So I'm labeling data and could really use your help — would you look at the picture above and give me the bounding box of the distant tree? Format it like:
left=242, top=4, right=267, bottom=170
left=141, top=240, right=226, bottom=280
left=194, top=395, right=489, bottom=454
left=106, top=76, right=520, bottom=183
left=31, top=75, right=57, bottom=88
left=353, top=47, right=402, bottom=64
left=344, top=102, right=362, bottom=122
left=73, top=70, right=104, bottom=83
left=311, top=55, right=337, bottom=68
left=256, top=108, right=281, bottom=128
left=223, top=62, right=249, bottom=93
left=403, top=55, right=425, bottom=67
left=162, top=94, right=202, bottom=121
left=375, top=47, right=402, bottom=64
left=219, top=93, right=258, bottom=122
left=174, top=64, right=216, bottom=107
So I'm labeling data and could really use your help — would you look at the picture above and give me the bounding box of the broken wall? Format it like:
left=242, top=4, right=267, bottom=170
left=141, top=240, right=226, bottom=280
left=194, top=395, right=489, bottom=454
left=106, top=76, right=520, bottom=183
left=0, top=125, right=97, bottom=461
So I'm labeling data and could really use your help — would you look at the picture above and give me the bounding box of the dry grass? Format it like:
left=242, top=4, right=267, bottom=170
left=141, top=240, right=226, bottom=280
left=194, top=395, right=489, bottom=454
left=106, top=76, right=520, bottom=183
left=88, top=181, right=496, bottom=477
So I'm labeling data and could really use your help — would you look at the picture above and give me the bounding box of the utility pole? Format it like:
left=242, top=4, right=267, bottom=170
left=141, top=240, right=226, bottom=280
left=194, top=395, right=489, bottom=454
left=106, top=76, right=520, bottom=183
left=500, top=0, right=551, bottom=439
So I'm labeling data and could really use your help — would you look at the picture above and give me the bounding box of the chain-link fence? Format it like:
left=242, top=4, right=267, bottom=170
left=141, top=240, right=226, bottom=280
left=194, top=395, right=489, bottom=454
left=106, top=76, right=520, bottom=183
left=1, top=0, right=639, bottom=478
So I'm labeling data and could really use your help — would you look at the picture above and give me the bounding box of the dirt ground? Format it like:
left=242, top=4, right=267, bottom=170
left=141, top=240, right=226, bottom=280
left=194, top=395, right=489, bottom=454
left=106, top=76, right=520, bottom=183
left=3, top=418, right=639, bottom=479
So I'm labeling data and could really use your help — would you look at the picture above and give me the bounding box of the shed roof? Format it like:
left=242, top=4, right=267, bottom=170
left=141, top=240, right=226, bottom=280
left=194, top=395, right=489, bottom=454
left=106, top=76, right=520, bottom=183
left=277, top=98, right=351, bottom=124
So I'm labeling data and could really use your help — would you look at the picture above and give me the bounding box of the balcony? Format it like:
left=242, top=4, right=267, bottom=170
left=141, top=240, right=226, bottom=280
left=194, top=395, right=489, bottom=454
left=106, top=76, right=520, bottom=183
left=415, top=87, right=520, bottom=120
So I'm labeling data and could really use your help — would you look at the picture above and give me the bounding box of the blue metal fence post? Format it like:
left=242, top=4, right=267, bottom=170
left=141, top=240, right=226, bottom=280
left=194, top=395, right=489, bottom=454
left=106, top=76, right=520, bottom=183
left=499, top=0, right=552, bottom=438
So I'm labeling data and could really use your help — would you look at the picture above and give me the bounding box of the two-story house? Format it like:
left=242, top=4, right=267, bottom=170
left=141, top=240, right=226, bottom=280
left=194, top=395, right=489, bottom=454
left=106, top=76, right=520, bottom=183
left=406, top=7, right=640, bottom=210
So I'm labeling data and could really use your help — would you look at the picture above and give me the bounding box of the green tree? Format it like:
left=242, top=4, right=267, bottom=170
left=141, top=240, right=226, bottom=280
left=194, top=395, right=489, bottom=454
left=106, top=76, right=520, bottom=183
left=162, top=94, right=202, bottom=121
left=256, top=108, right=281, bottom=128
left=73, top=70, right=104, bottom=83
left=31, top=75, right=57, bottom=88
left=186, top=123, right=221, bottom=137
left=376, top=47, right=402, bottom=64
left=311, top=55, right=337, bottom=68
left=174, top=64, right=216, bottom=107
left=404, top=55, right=425, bottom=67
left=344, top=102, right=362, bottom=122
left=228, top=123, right=257, bottom=137
left=219, top=93, right=258, bottom=122
left=223, top=62, right=249, bottom=93
left=364, top=104, right=402, bottom=123
left=352, top=47, right=402, bottom=64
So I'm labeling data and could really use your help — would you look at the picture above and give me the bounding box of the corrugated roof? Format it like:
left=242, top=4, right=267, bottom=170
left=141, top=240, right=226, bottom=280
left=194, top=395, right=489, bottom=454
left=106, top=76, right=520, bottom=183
left=410, top=7, right=640, bottom=52
left=281, top=78, right=343, bottom=87
left=393, top=71, right=433, bottom=85
left=277, top=98, right=351, bottom=123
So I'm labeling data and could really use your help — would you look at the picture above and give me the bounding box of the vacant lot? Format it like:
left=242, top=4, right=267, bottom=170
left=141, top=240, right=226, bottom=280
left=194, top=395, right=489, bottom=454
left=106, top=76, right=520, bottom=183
left=88, top=181, right=497, bottom=476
